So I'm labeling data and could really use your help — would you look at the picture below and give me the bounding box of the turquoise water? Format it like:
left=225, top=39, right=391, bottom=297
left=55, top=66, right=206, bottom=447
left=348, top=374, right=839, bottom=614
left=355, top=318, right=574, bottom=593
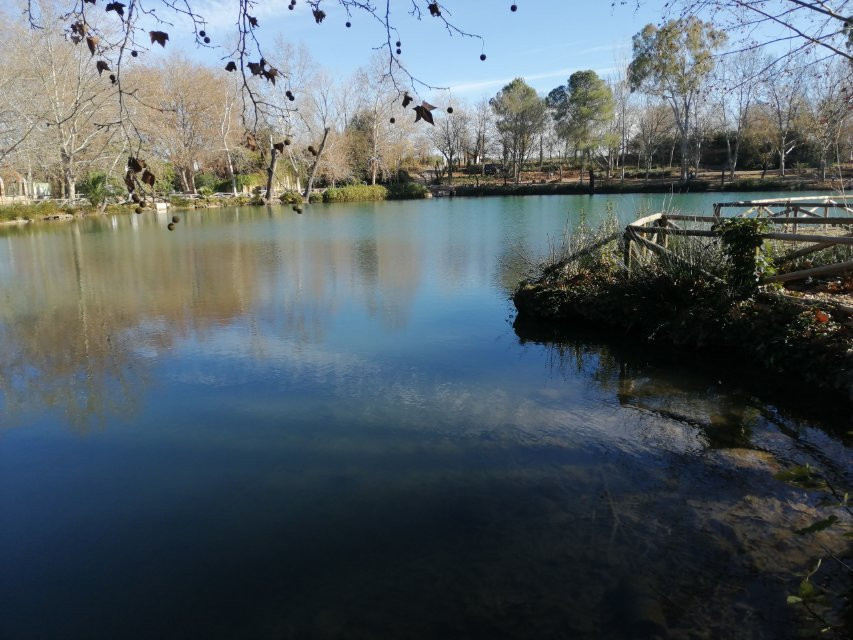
left=0, top=194, right=849, bottom=639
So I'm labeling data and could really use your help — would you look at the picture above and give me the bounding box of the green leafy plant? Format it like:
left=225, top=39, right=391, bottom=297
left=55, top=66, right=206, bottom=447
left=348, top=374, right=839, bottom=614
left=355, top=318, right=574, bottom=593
left=278, top=190, right=303, bottom=205
left=323, top=185, right=388, bottom=203
left=714, top=217, right=773, bottom=299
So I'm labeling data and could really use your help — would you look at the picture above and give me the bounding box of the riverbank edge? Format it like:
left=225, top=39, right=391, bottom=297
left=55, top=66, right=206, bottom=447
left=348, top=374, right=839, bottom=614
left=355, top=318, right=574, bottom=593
left=513, top=281, right=853, bottom=404
left=1, top=178, right=843, bottom=225
left=447, top=178, right=844, bottom=198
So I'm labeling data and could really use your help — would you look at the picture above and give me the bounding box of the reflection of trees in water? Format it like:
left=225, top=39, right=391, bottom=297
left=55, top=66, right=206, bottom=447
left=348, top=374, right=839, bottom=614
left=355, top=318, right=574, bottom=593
left=0, top=216, right=267, bottom=431
left=0, top=209, right=432, bottom=429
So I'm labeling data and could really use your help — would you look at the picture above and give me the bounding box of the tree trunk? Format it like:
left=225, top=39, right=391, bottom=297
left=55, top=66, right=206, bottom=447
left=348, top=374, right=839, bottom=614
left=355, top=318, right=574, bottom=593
left=179, top=169, right=190, bottom=193
left=265, top=147, right=279, bottom=204
left=724, top=136, right=733, bottom=181
left=730, top=138, right=740, bottom=180
left=539, top=135, right=544, bottom=170
left=225, top=148, right=237, bottom=195
left=65, top=168, right=76, bottom=200
left=61, top=150, right=76, bottom=200
left=304, top=127, right=331, bottom=202
left=679, top=133, right=689, bottom=181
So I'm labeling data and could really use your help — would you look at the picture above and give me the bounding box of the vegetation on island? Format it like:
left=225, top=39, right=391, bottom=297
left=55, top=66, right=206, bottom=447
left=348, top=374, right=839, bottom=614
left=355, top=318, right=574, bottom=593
left=513, top=211, right=853, bottom=400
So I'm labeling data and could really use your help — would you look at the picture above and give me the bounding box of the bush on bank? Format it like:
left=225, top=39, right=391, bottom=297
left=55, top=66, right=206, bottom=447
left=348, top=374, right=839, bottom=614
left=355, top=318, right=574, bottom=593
left=513, top=217, right=853, bottom=399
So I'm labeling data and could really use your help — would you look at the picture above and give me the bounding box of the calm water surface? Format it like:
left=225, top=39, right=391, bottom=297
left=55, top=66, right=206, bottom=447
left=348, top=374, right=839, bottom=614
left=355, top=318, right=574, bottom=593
left=1, top=194, right=850, bottom=639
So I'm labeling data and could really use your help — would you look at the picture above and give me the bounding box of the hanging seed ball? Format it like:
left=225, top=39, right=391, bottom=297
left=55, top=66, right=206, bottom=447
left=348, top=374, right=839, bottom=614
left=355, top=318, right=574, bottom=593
left=480, top=53, right=487, bottom=61
left=135, top=206, right=143, bottom=214
left=203, top=36, right=211, bottom=44
left=390, top=117, right=396, bottom=124
left=172, top=215, right=180, bottom=223
left=199, top=30, right=206, bottom=37
left=511, top=4, right=517, bottom=11
left=447, top=106, right=454, bottom=114
left=167, top=222, right=176, bottom=231
left=288, top=4, right=294, bottom=9
left=109, top=74, right=116, bottom=82
left=284, top=138, right=291, bottom=146
left=346, top=21, right=351, bottom=28
left=131, top=50, right=138, bottom=58
left=396, top=48, right=402, bottom=55
left=395, top=40, right=401, bottom=47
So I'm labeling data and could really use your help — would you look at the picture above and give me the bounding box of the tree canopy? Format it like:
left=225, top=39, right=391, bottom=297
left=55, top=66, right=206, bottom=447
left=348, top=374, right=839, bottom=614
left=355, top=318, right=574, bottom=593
left=490, top=78, right=546, bottom=185
left=628, top=17, right=727, bottom=180
left=548, top=70, right=614, bottom=164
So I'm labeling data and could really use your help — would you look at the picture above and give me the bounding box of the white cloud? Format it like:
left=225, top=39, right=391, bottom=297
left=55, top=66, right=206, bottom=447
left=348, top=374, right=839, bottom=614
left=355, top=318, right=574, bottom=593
left=449, top=66, right=617, bottom=95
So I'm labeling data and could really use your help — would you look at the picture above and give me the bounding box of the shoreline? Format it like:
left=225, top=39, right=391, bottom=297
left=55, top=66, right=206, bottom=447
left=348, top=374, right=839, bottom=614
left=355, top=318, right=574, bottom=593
left=439, top=177, right=847, bottom=198
left=1, top=176, right=848, bottom=225
left=513, top=281, right=853, bottom=406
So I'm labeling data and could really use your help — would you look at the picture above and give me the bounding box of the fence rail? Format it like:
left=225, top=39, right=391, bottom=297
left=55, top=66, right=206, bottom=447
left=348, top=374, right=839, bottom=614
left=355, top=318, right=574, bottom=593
left=620, top=197, right=852, bottom=307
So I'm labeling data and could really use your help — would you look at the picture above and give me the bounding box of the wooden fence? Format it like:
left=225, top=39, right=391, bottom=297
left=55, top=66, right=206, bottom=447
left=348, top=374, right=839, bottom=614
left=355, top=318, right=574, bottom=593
left=618, top=196, right=853, bottom=314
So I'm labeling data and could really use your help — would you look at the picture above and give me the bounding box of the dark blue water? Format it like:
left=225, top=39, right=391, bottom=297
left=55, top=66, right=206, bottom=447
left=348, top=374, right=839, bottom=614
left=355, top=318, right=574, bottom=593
left=1, top=195, right=849, bottom=639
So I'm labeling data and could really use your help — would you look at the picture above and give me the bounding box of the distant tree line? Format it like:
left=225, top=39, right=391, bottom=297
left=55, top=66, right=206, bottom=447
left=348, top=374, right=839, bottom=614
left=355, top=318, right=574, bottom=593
left=1, top=3, right=850, bottom=202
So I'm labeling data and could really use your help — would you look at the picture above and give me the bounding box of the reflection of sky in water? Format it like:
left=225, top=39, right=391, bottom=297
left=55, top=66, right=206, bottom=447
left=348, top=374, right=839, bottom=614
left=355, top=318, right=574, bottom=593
left=0, top=196, right=849, bottom=640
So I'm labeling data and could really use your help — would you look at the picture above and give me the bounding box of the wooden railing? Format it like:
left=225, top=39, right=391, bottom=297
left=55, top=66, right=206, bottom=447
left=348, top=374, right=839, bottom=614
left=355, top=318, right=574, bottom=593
left=620, top=197, right=853, bottom=315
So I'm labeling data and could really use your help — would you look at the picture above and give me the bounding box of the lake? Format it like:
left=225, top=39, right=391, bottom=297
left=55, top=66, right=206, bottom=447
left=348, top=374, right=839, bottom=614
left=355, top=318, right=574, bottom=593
left=1, top=193, right=850, bottom=639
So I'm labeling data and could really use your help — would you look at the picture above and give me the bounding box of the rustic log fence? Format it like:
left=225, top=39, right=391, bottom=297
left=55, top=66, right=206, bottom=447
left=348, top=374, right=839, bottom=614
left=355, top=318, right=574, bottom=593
left=622, top=196, right=852, bottom=280
left=615, top=196, right=853, bottom=316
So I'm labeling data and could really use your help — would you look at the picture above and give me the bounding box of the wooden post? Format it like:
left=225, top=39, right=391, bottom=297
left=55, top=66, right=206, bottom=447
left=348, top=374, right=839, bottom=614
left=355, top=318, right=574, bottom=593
left=655, top=217, right=668, bottom=250
left=623, top=231, right=632, bottom=272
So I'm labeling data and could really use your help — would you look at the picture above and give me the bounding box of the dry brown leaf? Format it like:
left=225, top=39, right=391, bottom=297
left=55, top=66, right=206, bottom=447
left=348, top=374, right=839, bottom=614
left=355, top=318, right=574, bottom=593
left=149, top=31, right=169, bottom=47
left=105, top=2, right=125, bottom=17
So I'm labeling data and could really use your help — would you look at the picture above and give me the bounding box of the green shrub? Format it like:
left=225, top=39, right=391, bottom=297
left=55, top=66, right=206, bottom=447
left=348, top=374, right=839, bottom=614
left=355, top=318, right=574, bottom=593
left=194, top=173, right=218, bottom=192
left=323, top=184, right=388, bottom=203
left=714, top=217, right=773, bottom=299
left=308, top=191, right=324, bottom=203
left=78, top=172, right=120, bottom=207
left=214, top=179, right=234, bottom=193
left=169, top=195, right=193, bottom=208
left=279, top=190, right=303, bottom=205
left=386, top=182, right=429, bottom=199
left=216, top=173, right=264, bottom=193
left=197, top=186, right=214, bottom=197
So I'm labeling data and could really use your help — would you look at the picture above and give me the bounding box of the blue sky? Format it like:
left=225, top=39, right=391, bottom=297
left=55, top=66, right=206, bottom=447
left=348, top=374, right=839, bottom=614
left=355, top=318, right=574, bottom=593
left=173, top=1, right=670, bottom=98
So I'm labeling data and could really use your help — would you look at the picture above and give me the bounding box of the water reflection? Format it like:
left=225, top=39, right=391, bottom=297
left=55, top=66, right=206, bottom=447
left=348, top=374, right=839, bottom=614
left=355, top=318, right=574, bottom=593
left=0, top=199, right=849, bottom=640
